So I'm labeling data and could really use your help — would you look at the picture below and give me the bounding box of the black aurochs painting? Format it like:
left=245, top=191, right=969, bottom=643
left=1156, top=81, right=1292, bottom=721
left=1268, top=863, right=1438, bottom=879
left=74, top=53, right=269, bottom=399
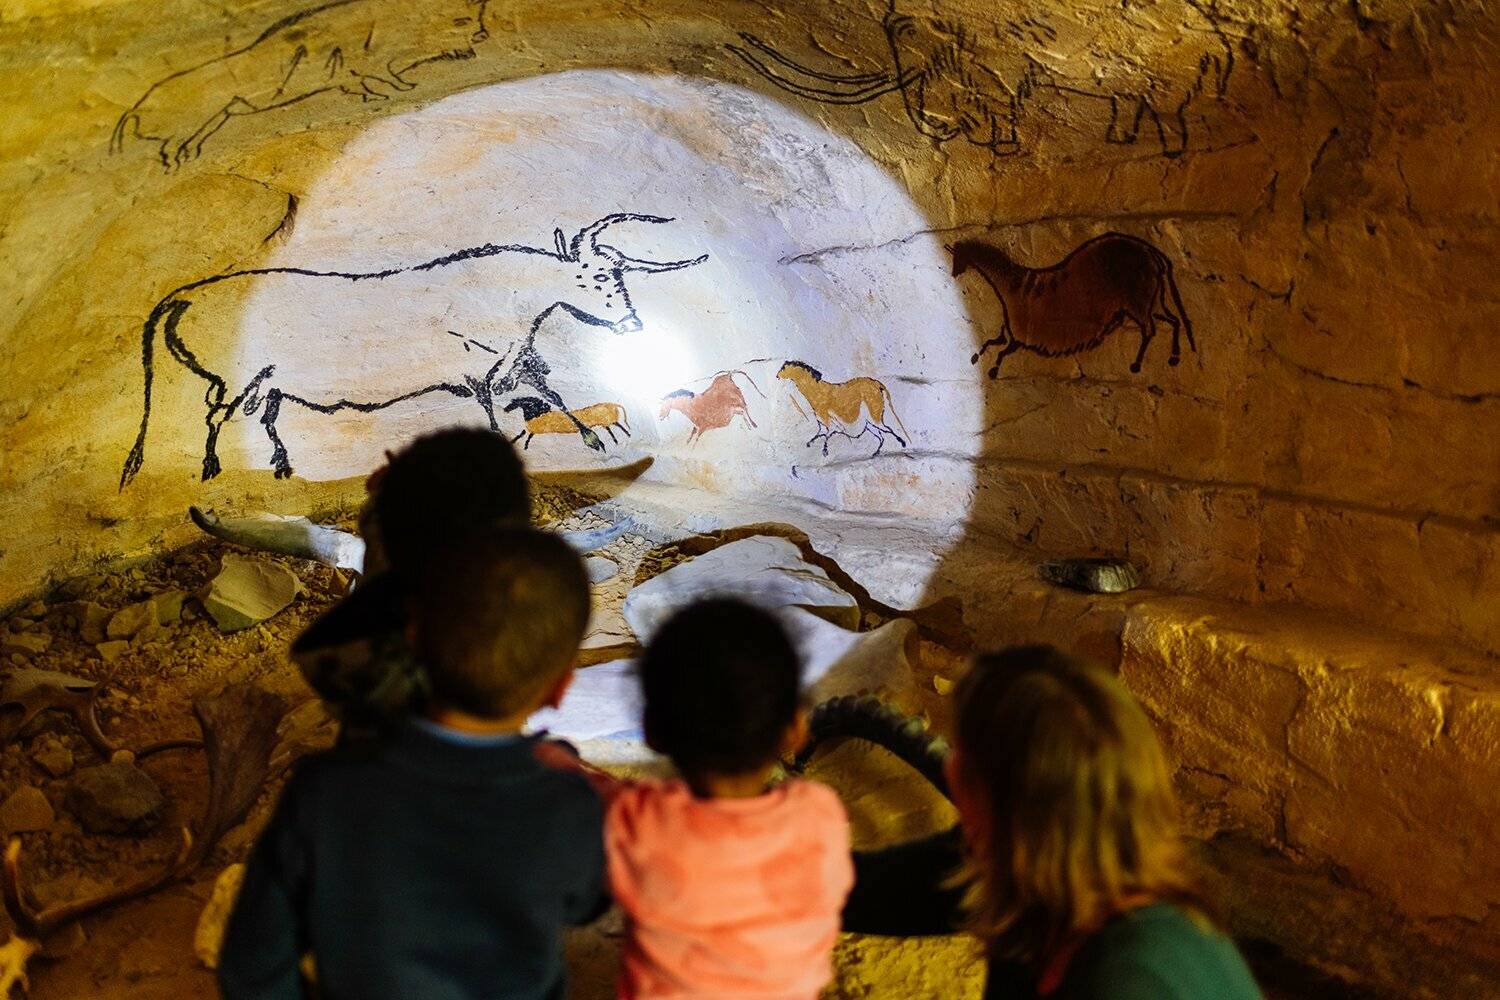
left=120, top=214, right=707, bottom=486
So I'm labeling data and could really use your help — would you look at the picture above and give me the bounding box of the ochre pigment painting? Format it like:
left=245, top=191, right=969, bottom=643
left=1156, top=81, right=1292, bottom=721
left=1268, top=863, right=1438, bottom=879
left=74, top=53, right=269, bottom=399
left=120, top=213, right=706, bottom=485
left=951, top=233, right=1195, bottom=378
left=777, top=361, right=909, bottom=457
left=658, top=370, right=765, bottom=445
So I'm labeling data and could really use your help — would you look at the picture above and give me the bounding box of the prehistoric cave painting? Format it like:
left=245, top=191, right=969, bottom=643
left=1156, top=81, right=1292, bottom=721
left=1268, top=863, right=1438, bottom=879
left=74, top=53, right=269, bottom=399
left=111, top=0, right=492, bottom=171
left=119, top=213, right=707, bottom=487
left=777, top=361, right=909, bottom=458
left=728, top=0, right=1236, bottom=158
left=658, top=370, right=766, bottom=445
left=504, top=397, right=632, bottom=451
left=949, top=233, right=1195, bottom=379
left=728, top=17, right=1019, bottom=154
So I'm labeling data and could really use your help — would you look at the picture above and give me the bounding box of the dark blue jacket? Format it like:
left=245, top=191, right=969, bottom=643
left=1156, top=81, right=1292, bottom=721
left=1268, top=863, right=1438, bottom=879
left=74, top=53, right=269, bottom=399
left=219, top=723, right=606, bottom=1000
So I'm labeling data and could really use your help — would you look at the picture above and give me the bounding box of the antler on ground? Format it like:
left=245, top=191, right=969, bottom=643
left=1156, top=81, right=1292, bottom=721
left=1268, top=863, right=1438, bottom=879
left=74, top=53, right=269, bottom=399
left=0, top=682, right=286, bottom=996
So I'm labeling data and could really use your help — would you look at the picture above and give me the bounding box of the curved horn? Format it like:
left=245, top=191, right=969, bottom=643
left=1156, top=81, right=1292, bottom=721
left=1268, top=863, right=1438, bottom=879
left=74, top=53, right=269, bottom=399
left=595, top=243, right=710, bottom=274
left=554, top=228, right=571, bottom=260
left=569, top=213, right=674, bottom=261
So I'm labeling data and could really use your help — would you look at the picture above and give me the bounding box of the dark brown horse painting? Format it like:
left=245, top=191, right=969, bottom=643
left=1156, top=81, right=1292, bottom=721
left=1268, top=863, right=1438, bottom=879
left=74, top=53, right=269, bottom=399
left=951, top=234, right=1195, bottom=378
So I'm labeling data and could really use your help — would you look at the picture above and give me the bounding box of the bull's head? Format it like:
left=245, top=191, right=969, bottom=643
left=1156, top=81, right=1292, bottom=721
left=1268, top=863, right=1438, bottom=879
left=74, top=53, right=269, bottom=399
left=553, top=214, right=709, bottom=334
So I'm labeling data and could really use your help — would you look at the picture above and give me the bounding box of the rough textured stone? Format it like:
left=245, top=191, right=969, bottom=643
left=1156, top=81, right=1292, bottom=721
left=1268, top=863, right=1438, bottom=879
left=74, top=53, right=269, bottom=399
left=76, top=601, right=111, bottom=644
left=584, top=556, right=619, bottom=585
left=195, top=864, right=246, bottom=970
left=34, top=746, right=74, bottom=778
left=65, top=761, right=165, bottom=835
left=0, top=785, right=54, bottom=832
left=1120, top=597, right=1500, bottom=923
left=150, top=589, right=187, bottom=625
left=201, top=555, right=301, bottom=633
left=95, top=640, right=129, bottom=663
left=106, top=600, right=155, bottom=640
left=623, top=536, right=859, bottom=640
left=0, top=632, right=50, bottom=657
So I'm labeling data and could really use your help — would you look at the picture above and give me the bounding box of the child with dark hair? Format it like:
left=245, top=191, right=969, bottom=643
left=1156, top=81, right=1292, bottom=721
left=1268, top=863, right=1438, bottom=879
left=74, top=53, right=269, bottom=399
left=220, top=527, right=606, bottom=1000
left=291, top=426, right=530, bottom=734
left=543, top=598, right=853, bottom=999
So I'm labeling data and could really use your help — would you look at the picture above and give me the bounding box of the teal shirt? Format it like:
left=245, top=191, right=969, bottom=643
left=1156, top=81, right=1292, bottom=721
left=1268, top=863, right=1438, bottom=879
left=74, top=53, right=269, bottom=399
left=1047, top=903, right=1262, bottom=1000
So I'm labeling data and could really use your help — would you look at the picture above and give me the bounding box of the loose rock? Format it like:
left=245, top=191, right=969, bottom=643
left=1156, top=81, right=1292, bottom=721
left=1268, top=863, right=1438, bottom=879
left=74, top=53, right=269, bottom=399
left=96, top=640, right=130, bottom=663
left=0, top=785, right=54, bottom=832
left=77, top=602, right=112, bottom=644
left=201, top=555, right=302, bottom=632
left=585, top=555, right=621, bottom=585
left=35, top=746, right=74, bottom=778
left=106, top=600, right=156, bottom=640
left=65, top=761, right=164, bottom=835
left=0, top=632, right=50, bottom=657
left=150, top=590, right=188, bottom=625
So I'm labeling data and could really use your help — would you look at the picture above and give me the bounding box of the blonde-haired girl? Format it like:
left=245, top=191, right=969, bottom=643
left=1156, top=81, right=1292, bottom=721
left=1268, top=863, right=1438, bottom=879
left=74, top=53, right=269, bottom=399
left=845, top=645, right=1262, bottom=999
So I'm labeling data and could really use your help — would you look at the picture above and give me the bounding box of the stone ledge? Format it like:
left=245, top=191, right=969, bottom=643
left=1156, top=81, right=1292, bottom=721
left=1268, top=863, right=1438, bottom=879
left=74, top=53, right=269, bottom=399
left=1119, top=596, right=1500, bottom=930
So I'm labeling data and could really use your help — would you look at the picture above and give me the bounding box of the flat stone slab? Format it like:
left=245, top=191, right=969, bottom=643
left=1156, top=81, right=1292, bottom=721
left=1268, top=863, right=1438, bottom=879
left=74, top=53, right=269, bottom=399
left=0, top=785, right=54, bottom=833
left=64, top=761, right=165, bottom=835
left=622, top=535, right=858, bottom=640
left=202, top=554, right=302, bottom=633
left=0, top=632, right=50, bottom=657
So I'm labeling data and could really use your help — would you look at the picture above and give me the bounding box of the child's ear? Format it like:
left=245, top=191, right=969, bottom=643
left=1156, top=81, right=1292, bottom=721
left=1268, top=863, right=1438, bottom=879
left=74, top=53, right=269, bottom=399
left=540, top=668, right=575, bottom=711
left=779, top=708, right=811, bottom=757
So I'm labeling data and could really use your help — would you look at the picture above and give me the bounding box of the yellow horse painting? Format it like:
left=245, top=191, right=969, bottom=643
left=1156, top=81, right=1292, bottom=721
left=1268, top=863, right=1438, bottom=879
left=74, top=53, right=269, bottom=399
left=776, top=360, right=910, bottom=457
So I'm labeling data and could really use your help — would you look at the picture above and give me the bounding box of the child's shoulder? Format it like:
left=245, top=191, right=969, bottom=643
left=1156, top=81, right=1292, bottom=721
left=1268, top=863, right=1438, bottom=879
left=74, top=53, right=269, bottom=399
left=777, top=777, right=849, bottom=825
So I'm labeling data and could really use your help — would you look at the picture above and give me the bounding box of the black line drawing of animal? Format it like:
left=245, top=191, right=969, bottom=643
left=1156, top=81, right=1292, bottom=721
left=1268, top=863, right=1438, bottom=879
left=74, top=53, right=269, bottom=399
left=503, top=397, right=631, bottom=450
left=728, top=0, right=1235, bottom=158
left=728, top=5, right=1020, bottom=154
left=657, top=370, right=766, bottom=445
left=119, top=213, right=707, bottom=487
left=776, top=361, right=910, bottom=458
left=110, top=0, right=492, bottom=171
left=949, top=233, right=1195, bottom=379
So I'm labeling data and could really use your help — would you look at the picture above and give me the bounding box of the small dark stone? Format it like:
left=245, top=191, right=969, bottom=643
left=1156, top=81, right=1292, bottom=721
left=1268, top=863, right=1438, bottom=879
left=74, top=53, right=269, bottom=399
left=1038, top=557, right=1142, bottom=594
left=64, top=762, right=164, bottom=835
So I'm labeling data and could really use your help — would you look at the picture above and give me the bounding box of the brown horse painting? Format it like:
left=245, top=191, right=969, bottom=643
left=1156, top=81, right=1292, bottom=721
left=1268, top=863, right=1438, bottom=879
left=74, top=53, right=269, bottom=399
left=777, top=361, right=909, bottom=457
left=658, top=370, right=766, bottom=445
left=951, top=233, right=1195, bottom=378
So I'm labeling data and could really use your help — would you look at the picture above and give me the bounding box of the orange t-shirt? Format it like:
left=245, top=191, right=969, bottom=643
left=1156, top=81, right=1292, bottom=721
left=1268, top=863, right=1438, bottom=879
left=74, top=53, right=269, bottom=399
left=604, top=778, right=853, bottom=1000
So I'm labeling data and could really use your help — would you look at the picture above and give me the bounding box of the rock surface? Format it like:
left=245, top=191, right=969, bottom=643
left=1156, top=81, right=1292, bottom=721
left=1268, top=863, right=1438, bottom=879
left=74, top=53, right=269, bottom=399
left=106, top=600, right=155, bottom=640
left=195, top=864, right=246, bottom=970
left=0, top=632, right=50, bottom=657
left=201, top=555, right=301, bottom=633
left=622, top=536, right=859, bottom=640
left=35, top=746, right=74, bottom=778
left=65, top=761, right=165, bottom=835
left=0, top=785, right=54, bottom=832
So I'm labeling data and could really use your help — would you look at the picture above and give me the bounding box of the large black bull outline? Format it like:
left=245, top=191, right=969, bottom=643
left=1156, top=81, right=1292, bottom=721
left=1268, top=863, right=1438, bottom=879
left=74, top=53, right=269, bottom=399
left=119, top=213, right=707, bottom=487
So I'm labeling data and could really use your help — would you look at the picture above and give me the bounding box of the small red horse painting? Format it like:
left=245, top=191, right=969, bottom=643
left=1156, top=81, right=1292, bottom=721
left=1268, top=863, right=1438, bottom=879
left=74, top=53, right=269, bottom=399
left=658, top=370, right=766, bottom=444
left=951, top=233, right=1195, bottom=378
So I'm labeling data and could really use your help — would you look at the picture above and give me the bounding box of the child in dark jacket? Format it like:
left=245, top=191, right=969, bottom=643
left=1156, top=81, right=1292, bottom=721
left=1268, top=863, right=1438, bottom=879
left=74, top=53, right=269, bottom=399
left=219, top=527, right=605, bottom=1000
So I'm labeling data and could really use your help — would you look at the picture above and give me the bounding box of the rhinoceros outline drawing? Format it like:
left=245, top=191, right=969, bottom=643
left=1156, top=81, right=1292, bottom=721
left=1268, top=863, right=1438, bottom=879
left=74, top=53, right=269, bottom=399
left=110, top=0, right=493, bottom=171
left=728, top=0, right=1238, bottom=158
left=118, top=213, right=708, bottom=488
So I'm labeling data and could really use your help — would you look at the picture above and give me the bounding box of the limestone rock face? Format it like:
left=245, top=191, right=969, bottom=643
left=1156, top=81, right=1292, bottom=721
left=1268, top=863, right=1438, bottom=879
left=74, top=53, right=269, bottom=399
left=623, top=536, right=859, bottom=639
left=1120, top=599, right=1500, bottom=924
left=201, top=555, right=301, bottom=633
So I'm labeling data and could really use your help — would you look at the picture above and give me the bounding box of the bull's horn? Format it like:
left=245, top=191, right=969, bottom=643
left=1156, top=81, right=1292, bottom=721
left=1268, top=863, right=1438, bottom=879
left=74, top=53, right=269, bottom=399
left=554, top=228, right=571, bottom=260
left=596, top=243, right=710, bottom=274
left=569, top=213, right=674, bottom=260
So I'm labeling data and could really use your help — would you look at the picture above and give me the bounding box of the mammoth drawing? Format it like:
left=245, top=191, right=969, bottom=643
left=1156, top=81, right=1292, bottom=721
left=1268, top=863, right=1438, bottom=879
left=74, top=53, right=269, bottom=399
left=119, top=213, right=707, bottom=487
left=111, top=0, right=492, bottom=171
left=729, top=0, right=1236, bottom=157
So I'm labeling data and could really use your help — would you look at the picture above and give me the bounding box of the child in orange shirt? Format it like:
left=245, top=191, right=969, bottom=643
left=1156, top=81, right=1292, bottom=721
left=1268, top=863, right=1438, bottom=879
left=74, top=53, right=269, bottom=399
left=543, top=598, right=853, bottom=1000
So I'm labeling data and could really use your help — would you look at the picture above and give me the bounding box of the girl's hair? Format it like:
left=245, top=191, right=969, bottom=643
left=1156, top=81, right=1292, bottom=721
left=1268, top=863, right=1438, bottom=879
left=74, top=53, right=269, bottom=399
left=950, top=645, right=1208, bottom=963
